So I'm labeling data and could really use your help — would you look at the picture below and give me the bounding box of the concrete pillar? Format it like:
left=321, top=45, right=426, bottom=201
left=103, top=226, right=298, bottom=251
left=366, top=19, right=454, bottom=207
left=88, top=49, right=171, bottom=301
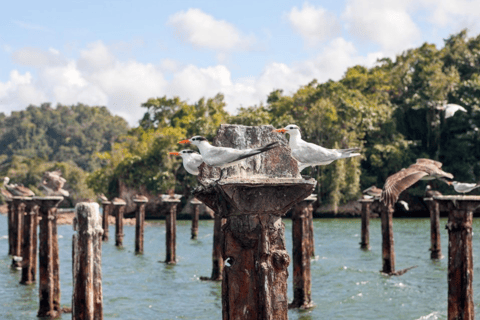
left=289, top=194, right=316, bottom=309
left=72, top=202, right=103, bottom=320
left=307, top=200, right=315, bottom=258
left=359, top=199, right=373, bottom=250
left=12, top=197, right=28, bottom=269
left=424, top=198, right=442, bottom=259
left=7, top=199, right=13, bottom=256
left=101, top=201, right=111, bottom=242
left=20, top=198, right=38, bottom=284
left=134, top=198, right=148, bottom=254
left=34, top=196, right=64, bottom=318
left=210, top=215, right=225, bottom=281
left=163, top=198, right=180, bottom=264
left=381, top=204, right=395, bottom=274
left=112, top=198, right=126, bottom=247
left=190, top=198, right=202, bottom=240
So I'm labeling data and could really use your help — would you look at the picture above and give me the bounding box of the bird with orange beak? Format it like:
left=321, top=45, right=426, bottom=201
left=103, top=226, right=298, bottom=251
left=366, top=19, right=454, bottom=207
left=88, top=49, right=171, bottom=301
left=178, top=135, right=279, bottom=173
left=273, top=124, right=361, bottom=171
left=168, top=150, right=203, bottom=175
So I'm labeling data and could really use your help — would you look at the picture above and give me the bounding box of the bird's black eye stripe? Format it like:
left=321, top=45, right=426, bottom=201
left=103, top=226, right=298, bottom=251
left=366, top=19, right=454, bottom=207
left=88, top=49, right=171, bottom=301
left=185, top=150, right=194, bottom=153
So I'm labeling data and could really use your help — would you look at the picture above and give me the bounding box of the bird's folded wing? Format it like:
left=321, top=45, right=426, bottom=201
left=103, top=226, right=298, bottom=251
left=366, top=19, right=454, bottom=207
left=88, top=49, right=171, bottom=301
left=190, top=154, right=204, bottom=167
left=416, top=158, right=442, bottom=168
left=382, top=170, right=428, bottom=206
left=204, top=147, right=254, bottom=166
left=293, top=142, right=335, bottom=164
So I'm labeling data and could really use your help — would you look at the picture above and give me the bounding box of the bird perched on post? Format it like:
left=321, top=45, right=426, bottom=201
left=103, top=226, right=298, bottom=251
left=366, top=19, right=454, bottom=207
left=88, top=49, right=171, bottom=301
left=273, top=124, right=361, bottom=171
left=443, top=180, right=480, bottom=194
left=3, top=177, right=35, bottom=197
left=97, top=193, right=109, bottom=203
left=425, top=185, right=442, bottom=198
left=363, top=185, right=382, bottom=199
left=178, top=136, right=279, bottom=176
left=169, top=150, right=203, bottom=175
left=381, top=159, right=453, bottom=208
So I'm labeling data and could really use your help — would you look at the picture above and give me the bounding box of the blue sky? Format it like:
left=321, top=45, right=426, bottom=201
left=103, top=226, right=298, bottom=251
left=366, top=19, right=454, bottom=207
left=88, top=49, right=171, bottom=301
left=1, top=0, right=479, bottom=126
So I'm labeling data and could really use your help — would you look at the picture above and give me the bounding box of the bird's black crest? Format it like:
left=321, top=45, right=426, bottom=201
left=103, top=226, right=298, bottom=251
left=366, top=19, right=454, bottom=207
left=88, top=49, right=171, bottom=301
left=184, top=150, right=195, bottom=153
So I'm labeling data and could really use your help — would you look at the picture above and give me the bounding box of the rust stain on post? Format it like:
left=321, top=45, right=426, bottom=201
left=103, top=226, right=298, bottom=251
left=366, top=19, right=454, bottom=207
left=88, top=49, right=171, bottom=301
left=12, top=197, right=26, bottom=269
left=7, top=199, right=14, bottom=256
left=72, top=202, right=103, bottom=320
left=190, top=198, right=202, bottom=240
left=101, top=201, right=111, bottom=242
left=20, top=198, right=38, bottom=284
left=424, top=198, right=442, bottom=259
left=112, top=198, right=126, bottom=247
left=381, top=204, right=395, bottom=274
left=209, top=215, right=225, bottom=281
left=134, top=199, right=148, bottom=254
left=359, top=199, right=373, bottom=250
left=307, top=201, right=315, bottom=258
left=35, top=196, right=63, bottom=318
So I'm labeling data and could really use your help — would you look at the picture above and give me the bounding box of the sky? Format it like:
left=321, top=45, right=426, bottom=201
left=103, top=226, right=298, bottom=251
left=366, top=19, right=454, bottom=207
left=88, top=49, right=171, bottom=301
left=1, top=0, right=480, bottom=126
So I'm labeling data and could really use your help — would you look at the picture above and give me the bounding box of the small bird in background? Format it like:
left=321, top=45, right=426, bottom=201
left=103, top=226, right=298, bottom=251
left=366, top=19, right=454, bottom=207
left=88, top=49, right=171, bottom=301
left=133, top=194, right=148, bottom=202
left=381, top=159, right=454, bottom=208
left=443, top=180, right=480, bottom=194
left=398, top=200, right=409, bottom=211
left=363, top=185, right=382, bottom=199
left=3, top=177, right=35, bottom=197
left=97, top=193, right=109, bottom=202
left=273, top=124, right=361, bottom=171
left=425, top=185, right=442, bottom=198
left=169, top=150, right=204, bottom=175
left=179, top=136, right=279, bottom=171
left=436, top=103, right=467, bottom=119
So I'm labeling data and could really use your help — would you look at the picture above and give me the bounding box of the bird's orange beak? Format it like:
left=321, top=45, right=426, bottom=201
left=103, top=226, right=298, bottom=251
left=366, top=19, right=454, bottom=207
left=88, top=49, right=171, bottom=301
left=273, top=129, right=287, bottom=133
left=169, top=152, right=180, bottom=156
left=178, top=139, right=190, bottom=144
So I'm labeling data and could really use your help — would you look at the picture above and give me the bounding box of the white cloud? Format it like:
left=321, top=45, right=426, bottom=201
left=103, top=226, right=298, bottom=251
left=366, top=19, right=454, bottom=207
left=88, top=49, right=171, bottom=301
left=167, top=8, right=255, bottom=51
left=12, top=47, right=67, bottom=67
left=420, top=0, right=480, bottom=32
left=286, top=2, right=341, bottom=45
left=343, top=0, right=421, bottom=55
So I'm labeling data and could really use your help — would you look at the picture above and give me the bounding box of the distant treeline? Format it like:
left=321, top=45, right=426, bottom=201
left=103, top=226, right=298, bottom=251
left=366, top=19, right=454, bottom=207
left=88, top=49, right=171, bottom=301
left=1, top=30, right=480, bottom=208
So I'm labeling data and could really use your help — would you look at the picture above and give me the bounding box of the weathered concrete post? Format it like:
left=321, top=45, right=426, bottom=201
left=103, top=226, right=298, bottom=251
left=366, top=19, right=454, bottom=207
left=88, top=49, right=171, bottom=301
left=7, top=198, right=14, bottom=255
left=359, top=199, right=373, bottom=250
left=72, top=202, right=103, bottom=320
left=289, top=194, right=317, bottom=309
left=101, top=200, right=111, bottom=242
left=12, top=196, right=27, bottom=269
left=202, top=215, right=226, bottom=281
left=435, top=195, right=480, bottom=320
left=194, top=124, right=316, bottom=320
left=307, top=199, right=315, bottom=258
left=424, top=198, right=442, bottom=259
left=20, top=198, right=38, bottom=284
left=163, top=196, right=181, bottom=264
left=381, top=204, right=395, bottom=274
left=190, top=198, right=202, bottom=240
left=112, top=198, right=126, bottom=247
left=34, top=196, right=64, bottom=318
left=134, top=196, right=148, bottom=254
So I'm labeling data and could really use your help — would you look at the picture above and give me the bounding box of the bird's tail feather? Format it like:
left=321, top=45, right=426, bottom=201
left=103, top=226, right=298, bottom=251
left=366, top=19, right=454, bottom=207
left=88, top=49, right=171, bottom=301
left=339, top=147, right=361, bottom=153
left=225, top=141, right=280, bottom=164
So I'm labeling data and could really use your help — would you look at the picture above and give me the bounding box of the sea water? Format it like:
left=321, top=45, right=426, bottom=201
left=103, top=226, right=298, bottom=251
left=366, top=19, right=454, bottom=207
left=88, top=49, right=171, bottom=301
left=1, top=213, right=478, bottom=319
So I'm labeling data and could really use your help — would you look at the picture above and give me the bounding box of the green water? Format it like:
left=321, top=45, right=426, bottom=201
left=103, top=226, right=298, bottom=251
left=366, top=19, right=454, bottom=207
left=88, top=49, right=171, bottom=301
left=0, top=214, right=477, bottom=319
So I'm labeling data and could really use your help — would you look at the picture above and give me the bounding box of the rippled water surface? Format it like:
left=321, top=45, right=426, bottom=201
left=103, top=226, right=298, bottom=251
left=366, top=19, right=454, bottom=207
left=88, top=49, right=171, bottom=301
left=1, top=213, right=480, bottom=319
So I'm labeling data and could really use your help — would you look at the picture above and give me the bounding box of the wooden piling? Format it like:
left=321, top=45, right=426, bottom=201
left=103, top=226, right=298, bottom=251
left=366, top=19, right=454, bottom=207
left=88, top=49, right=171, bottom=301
left=72, top=202, right=103, bottom=320
left=134, top=197, right=148, bottom=254
left=424, top=198, right=442, bottom=259
left=359, top=199, right=373, bottom=250
left=190, top=198, right=202, bottom=240
left=163, top=198, right=180, bottom=264
left=12, top=197, right=27, bottom=269
left=20, top=198, right=38, bottom=284
left=35, top=196, right=64, bottom=318
left=307, top=196, right=316, bottom=257
left=289, top=195, right=316, bottom=309
left=7, top=199, right=13, bottom=255
left=210, top=215, right=225, bottom=281
left=381, top=204, right=395, bottom=274
left=112, top=198, right=126, bottom=247
left=101, top=200, right=111, bottom=241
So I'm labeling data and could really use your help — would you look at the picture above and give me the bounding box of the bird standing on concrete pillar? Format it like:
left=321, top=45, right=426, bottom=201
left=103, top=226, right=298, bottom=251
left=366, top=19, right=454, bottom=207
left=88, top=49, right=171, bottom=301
left=169, top=150, right=204, bottom=175
left=444, top=180, right=480, bottom=194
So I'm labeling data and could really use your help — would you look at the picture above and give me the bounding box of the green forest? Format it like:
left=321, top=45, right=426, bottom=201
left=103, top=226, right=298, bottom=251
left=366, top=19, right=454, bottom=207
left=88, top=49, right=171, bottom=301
left=1, top=30, right=480, bottom=209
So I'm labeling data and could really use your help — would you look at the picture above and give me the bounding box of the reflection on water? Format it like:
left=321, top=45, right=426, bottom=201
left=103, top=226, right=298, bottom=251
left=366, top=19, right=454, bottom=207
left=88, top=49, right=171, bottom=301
left=2, top=216, right=480, bottom=319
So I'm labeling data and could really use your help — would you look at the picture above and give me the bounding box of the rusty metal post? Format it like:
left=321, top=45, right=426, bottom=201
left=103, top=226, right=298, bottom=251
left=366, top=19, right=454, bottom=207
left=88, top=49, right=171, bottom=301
left=20, top=198, right=38, bottom=285
left=210, top=215, right=225, bottom=281
left=359, top=199, right=373, bottom=250
left=163, top=198, right=180, bottom=264
left=7, top=199, right=13, bottom=256
left=72, top=202, right=103, bottom=320
left=435, top=196, right=479, bottom=320
left=101, top=200, right=111, bottom=242
left=35, top=196, right=64, bottom=318
left=134, top=198, right=148, bottom=254
left=190, top=198, right=202, bottom=240
left=307, top=196, right=315, bottom=258
left=424, top=198, right=442, bottom=259
left=289, top=195, right=316, bottom=309
left=381, top=204, right=395, bottom=274
left=112, top=198, right=126, bottom=247
left=12, top=197, right=27, bottom=269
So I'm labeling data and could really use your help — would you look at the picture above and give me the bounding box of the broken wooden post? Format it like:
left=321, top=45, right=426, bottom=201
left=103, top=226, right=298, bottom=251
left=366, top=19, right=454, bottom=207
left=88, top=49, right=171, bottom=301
left=435, top=195, right=480, bottom=320
left=72, top=202, right=103, bottom=320
left=133, top=196, right=148, bottom=254
left=163, top=196, right=181, bottom=264
left=194, top=124, right=315, bottom=320
left=7, top=198, right=14, bottom=256
left=101, top=200, right=111, bottom=242
left=381, top=204, right=395, bottom=274
left=201, top=215, right=225, bottom=281
left=190, top=198, right=202, bottom=240
left=306, top=195, right=316, bottom=258
left=20, top=198, right=38, bottom=285
left=289, top=194, right=317, bottom=309
left=34, top=196, right=64, bottom=318
left=359, top=198, right=373, bottom=250
left=424, top=197, right=442, bottom=259
left=12, top=196, right=27, bottom=269
left=112, top=198, right=126, bottom=247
